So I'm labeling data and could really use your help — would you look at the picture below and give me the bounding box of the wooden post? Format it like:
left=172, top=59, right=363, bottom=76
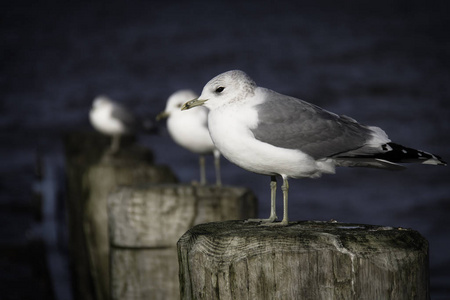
left=178, top=220, right=429, bottom=300
left=64, top=131, right=177, bottom=300
left=108, top=185, right=258, bottom=300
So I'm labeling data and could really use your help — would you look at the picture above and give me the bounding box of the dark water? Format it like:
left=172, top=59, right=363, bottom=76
left=2, top=1, right=449, bottom=298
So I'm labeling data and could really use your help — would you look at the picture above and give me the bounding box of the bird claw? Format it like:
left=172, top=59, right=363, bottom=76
left=259, top=220, right=289, bottom=227
left=245, top=216, right=278, bottom=224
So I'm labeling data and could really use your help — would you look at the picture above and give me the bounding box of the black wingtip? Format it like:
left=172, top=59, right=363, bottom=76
left=381, top=143, right=446, bottom=166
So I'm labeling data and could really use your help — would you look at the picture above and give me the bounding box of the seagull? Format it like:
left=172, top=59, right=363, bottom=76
left=157, top=90, right=221, bottom=186
left=89, top=95, right=140, bottom=153
left=182, top=70, right=446, bottom=226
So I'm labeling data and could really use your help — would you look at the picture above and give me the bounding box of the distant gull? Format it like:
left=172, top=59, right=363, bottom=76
left=157, top=90, right=221, bottom=186
left=89, top=95, right=143, bottom=153
left=182, top=70, right=446, bottom=226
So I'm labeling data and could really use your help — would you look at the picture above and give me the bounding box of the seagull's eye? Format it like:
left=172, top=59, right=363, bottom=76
left=215, top=87, right=225, bottom=93
left=176, top=103, right=182, bottom=108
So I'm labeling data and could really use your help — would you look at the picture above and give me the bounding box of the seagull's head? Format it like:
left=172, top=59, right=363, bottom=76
left=182, top=70, right=256, bottom=111
left=92, top=95, right=113, bottom=110
left=157, top=89, right=198, bottom=120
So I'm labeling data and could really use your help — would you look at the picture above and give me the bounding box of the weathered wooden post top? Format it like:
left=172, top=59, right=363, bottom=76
left=178, top=220, right=429, bottom=300
left=108, top=184, right=257, bottom=300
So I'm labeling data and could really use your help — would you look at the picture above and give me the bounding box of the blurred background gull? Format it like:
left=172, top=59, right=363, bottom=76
left=157, top=90, right=221, bottom=186
left=1, top=0, right=449, bottom=299
left=89, top=95, right=139, bottom=153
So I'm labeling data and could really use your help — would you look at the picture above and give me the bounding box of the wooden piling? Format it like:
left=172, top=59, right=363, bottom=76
left=108, top=185, right=258, bottom=300
left=64, top=131, right=177, bottom=300
left=177, top=220, right=429, bottom=300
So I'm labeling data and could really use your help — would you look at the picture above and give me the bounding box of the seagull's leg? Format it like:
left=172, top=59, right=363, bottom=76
left=261, top=176, right=289, bottom=226
left=279, top=176, right=289, bottom=226
left=246, top=176, right=278, bottom=223
left=199, top=155, right=206, bottom=185
left=267, top=176, right=278, bottom=221
left=213, top=149, right=222, bottom=187
left=110, top=135, right=120, bottom=153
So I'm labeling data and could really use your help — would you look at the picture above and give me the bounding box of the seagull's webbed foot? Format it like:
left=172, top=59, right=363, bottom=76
left=259, top=219, right=289, bottom=227
left=245, top=175, right=280, bottom=225
left=245, top=215, right=278, bottom=224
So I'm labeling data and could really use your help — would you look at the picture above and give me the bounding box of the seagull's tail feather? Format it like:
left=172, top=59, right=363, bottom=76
left=334, top=142, right=446, bottom=170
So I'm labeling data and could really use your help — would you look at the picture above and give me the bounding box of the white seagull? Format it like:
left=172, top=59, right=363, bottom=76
left=182, top=70, right=446, bottom=226
left=157, top=89, right=221, bottom=186
left=89, top=95, right=139, bottom=153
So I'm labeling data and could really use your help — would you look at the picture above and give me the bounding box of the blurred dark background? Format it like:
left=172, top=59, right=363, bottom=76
left=1, top=0, right=449, bottom=299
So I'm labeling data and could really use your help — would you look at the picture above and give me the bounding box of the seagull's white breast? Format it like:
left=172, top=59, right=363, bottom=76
left=167, top=107, right=215, bottom=154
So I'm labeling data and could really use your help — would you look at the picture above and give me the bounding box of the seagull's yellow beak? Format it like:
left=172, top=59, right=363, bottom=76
left=156, top=111, right=169, bottom=121
left=181, top=98, right=207, bottom=110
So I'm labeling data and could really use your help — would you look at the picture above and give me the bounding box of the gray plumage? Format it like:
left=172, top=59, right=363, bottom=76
left=252, top=89, right=373, bottom=160
left=110, top=103, right=138, bottom=133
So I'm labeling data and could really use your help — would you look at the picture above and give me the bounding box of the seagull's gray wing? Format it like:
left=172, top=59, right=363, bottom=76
left=111, top=104, right=137, bottom=133
left=251, top=89, right=374, bottom=159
